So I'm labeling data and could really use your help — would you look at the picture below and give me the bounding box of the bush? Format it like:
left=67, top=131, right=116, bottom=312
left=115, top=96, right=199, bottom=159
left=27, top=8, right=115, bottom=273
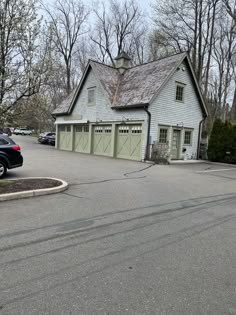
left=208, top=119, right=236, bottom=163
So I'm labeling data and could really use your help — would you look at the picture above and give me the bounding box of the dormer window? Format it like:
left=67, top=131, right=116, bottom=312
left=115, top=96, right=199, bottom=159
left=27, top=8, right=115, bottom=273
left=88, top=87, right=95, bottom=106
left=176, top=83, right=185, bottom=102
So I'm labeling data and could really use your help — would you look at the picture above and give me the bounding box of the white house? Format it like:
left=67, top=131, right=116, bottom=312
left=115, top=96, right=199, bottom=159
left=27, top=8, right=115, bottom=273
left=53, top=52, right=208, bottom=161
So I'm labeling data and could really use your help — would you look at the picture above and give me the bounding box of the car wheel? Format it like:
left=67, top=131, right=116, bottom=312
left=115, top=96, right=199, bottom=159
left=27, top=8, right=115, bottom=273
left=0, top=161, right=7, bottom=178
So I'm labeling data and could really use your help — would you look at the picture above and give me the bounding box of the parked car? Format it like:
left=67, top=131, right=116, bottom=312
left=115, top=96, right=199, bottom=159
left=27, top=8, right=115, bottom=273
left=0, top=134, right=23, bottom=178
left=14, top=128, right=32, bottom=135
left=0, top=130, right=8, bottom=136
left=0, top=128, right=12, bottom=136
left=38, top=132, right=55, bottom=145
left=48, top=134, right=56, bottom=146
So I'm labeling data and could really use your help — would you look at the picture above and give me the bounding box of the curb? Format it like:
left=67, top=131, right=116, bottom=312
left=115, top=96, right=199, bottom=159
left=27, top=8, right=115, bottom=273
left=169, top=160, right=206, bottom=165
left=0, top=177, right=68, bottom=202
left=201, top=160, right=236, bottom=168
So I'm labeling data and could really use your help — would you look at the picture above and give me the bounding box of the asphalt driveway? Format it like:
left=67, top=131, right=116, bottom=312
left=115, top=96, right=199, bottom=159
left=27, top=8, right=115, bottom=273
left=0, top=136, right=236, bottom=315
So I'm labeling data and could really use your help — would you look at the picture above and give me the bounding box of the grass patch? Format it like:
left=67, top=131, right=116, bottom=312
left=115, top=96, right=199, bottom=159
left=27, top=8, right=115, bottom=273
left=0, top=180, right=12, bottom=187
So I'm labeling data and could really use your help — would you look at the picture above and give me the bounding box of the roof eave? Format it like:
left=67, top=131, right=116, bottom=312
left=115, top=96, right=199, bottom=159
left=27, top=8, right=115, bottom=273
left=185, top=55, right=208, bottom=117
left=67, top=60, right=92, bottom=115
left=148, top=53, right=208, bottom=118
left=111, top=103, right=149, bottom=110
left=53, top=111, right=69, bottom=117
left=149, top=52, right=188, bottom=105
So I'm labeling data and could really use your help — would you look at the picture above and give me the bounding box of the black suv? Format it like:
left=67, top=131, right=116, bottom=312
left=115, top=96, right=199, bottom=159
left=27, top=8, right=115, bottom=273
left=0, top=135, right=23, bottom=178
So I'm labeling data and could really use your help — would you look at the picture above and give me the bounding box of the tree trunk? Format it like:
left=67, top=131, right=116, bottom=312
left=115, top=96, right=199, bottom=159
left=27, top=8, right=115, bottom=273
left=197, top=0, right=203, bottom=85
left=204, top=0, right=218, bottom=97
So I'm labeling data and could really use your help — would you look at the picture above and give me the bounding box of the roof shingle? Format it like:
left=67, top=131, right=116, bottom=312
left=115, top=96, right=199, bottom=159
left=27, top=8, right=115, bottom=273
left=53, top=52, right=188, bottom=115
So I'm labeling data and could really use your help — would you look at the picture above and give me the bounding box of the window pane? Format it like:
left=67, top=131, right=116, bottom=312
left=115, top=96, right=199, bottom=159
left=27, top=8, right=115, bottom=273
left=84, top=126, right=89, bottom=132
left=66, top=125, right=71, bottom=132
left=131, top=126, right=142, bottom=134
left=59, top=125, right=65, bottom=132
left=184, top=131, right=191, bottom=144
left=0, top=138, right=8, bottom=145
left=76, top=126, right=83, bottom=132
left=159, top=129, right=168, bottom=143
left=176, top=85, right=184, bottom=101
left=104, top=127, right=112, bottom=133
left=88, top=89, right=95, bottom=104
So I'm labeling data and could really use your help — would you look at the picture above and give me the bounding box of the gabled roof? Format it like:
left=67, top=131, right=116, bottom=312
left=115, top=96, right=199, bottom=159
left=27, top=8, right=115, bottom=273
left=114, top=53, right=187, bottom=108
left=53, top=52, right=208, bottom=117
left=53, top=90, right=76, bottom=115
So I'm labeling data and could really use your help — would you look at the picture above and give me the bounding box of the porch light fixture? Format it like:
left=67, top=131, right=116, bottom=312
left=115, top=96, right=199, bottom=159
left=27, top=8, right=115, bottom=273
left=177, top=122, right=184, bottom=128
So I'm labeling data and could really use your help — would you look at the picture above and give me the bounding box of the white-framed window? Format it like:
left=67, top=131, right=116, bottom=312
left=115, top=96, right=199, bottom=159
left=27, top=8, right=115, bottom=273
left=75, top=126, right=83, bottom=132
left=94, top=126, right=103, bottom=133
left=66, top=125, right=71, bottom=132
left=59, top=125, right=65, bottom=132
left=84, top=125, right=89, bottom=133
left=104, top=127, right=112, bottom=133
left=184, top=130, right=192, bottom=145
left=159, top=128, right=168, bottom=143
left=118, top=126, right=129, bottom=133
left=59, top=125, right=71, bottom=132
left=176, top=83, right=185, bottom=102
left=88, top=88, right=95, bottom=106
left=131, top=126, right=142, bottom=134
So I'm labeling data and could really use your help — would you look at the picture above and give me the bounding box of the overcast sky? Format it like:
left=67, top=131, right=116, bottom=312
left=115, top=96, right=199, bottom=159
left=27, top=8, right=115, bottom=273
left=44, top=0, right=152, bottom=14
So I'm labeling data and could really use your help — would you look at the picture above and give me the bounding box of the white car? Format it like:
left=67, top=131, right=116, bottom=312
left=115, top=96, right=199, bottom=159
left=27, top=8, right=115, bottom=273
left=14, top=128, right=32, bottom=135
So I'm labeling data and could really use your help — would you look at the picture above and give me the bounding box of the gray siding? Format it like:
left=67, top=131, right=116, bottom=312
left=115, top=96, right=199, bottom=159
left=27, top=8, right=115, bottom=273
left=149, top=61, right=203, bottom=159
left=56, top=68, right=148, bottom=160
left=56, top=60, right=204, bottom=161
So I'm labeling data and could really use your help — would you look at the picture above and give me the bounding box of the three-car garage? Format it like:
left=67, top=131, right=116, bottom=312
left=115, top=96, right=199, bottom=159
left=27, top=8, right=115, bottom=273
left=57, top=122, right=144, bottom=161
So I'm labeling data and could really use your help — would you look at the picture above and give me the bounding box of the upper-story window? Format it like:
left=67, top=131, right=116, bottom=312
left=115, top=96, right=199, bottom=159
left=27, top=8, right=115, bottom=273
left=88, top=87, right=96, bottom=106
left=175, top=83, right=185, bottom=102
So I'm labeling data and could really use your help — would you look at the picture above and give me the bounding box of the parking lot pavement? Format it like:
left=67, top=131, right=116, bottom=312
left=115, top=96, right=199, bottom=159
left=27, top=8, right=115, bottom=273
left=0, top=136, right=236, bottom=315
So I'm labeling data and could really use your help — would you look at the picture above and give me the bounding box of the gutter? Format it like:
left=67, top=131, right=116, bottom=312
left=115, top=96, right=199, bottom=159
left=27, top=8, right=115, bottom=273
left=197, top=116, right=207, bottom=159
left=111, top=103, right=149, bottom=110
left=144, top=106, right=151, bottom=161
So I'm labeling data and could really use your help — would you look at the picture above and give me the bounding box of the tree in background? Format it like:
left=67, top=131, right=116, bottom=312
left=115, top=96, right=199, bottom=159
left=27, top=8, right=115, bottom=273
left=152, top=0, right=236, bottom=135
left=208, top=119, right=236, bottom=163
left=0, top=0, right=48, bottom=126
left=43, top=0, right=89, bottom=95
left=91, top=0, right=147, bottom=65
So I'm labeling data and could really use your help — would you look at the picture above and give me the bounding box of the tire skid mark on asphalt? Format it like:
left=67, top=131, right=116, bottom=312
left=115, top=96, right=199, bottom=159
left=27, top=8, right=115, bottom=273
left=0, top=213, right=235, bottom=308
left=0, top=194, right=236, bottom=254
left=0, top=192, right=235, bottom=241
left=1, top=196, right=236, bottom=271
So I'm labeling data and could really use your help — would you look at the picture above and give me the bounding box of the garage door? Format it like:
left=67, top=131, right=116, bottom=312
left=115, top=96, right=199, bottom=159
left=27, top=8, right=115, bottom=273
left=116, top=125, right=142, bottom=160
left=74, top=125, right=89, bottom=153
left=93, top=125, right=112, bottom=156
left=58, top=125, right=72, bottom=151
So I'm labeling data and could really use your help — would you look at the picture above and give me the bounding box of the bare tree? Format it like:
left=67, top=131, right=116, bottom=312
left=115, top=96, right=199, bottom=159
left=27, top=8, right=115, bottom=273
left=91, top=0, right=147, bottom=65
left=0, top=0, right=48, bottom=124
left=152, top=0, right=220, bottom=88
left=43, top=0, right=89, bottom=95
left=148, top=30, right=176, bottom=61
left=223, top=0, right=236, bottom=21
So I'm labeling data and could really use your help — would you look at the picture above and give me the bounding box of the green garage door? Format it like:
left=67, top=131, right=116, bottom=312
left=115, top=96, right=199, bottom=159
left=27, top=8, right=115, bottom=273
left=93, top=125, right=112, bottom=156
left=59, top=125, right=72, bottom=151
left=74, top=125, right=89, bottom=153
left=116, top=125, right=142, bottom=160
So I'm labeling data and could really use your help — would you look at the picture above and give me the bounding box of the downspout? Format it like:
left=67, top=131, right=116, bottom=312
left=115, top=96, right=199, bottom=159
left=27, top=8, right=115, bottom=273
left=197, top=116, right=207, bottom=159
left=144, top=106, right=151, bottom=161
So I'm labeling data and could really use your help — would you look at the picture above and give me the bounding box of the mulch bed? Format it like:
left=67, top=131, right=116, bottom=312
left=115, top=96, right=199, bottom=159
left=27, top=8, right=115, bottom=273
left=0, top=179, right=62, bottom=194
